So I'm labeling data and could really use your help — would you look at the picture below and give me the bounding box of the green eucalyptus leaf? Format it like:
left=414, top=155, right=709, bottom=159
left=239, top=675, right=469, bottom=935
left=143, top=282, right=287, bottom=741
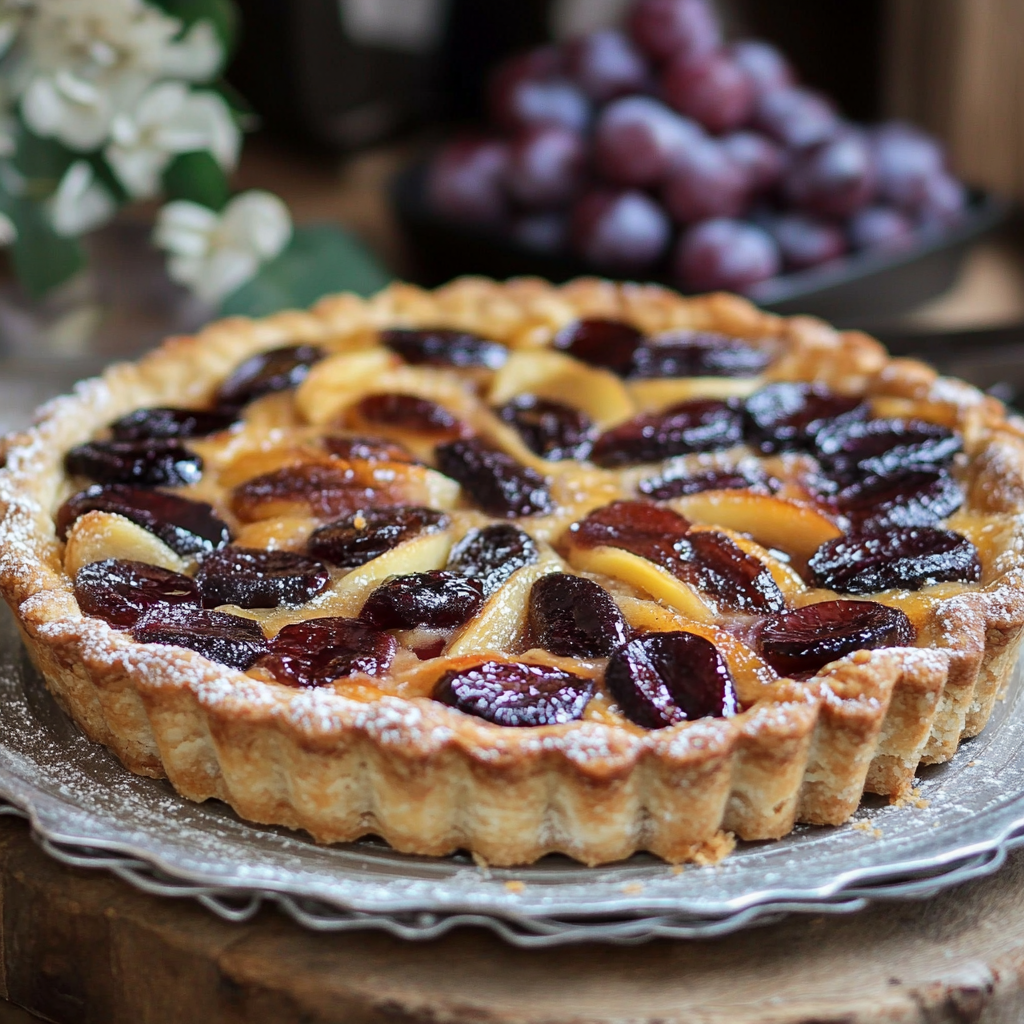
left=9, top=200, right=85, bottom=299
left=162, top=150, right=230, bottom=211
left=11, top=124, right=72, bottom=200
left=221, top=225, right=393, bottom=318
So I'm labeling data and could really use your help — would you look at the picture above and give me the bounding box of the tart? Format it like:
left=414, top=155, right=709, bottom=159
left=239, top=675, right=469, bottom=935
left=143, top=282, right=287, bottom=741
left=2, top=277, right=1024, bottom=867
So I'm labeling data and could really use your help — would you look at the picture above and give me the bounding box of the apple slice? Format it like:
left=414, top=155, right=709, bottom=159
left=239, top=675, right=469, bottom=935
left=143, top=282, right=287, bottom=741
left=64, top=511, right=189, bottom=577
left=294, top=348, right=400, bottom=425
left=489, top=349, right=635, bottom=429
left=628, top=376, right=761, bottom=412
left=671, top=491, right=841, bottom=564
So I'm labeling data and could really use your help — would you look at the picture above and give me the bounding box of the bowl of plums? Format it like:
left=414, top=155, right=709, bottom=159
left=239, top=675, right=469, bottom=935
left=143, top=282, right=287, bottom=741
left=394, top=0, right=1010, bottom=326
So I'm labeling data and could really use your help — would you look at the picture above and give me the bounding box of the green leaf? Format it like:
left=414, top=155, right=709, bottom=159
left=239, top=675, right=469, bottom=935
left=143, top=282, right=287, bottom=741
left=220, top=225, right=393, bottom=318
left=11, top=123, right=73, bottom=200
left=9, top=200, right=85, bottom=299
left=151, top=0, right=237, bottom=54
left=162, top=151, right=230, bottom=211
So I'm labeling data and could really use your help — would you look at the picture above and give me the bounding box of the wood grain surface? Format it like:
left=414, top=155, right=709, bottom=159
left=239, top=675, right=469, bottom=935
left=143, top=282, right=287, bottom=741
left=1, top=815, right=1024, bottom=1024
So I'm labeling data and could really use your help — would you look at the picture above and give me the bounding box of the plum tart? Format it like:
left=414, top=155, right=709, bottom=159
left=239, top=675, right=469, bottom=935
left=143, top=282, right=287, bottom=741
left=2, top=277, right=1024, bottom=866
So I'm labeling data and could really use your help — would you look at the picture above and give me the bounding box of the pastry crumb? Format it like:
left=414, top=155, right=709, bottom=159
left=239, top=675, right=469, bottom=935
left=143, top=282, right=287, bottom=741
left=852, top=820, right=882, bottom=838
left=471, top=851, right=490, bottom=874
left=967, top=760, right=977, bottom=767
left=622, top=882, right=645, bottom=895
left=670, top=865, right=685, bottom=876
left=504, top=880, right=525, bottom=893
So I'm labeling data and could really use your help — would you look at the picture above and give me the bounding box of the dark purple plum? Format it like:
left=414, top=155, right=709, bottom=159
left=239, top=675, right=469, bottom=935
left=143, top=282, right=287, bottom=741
left=766, top=212, right=848, bottom=270
left=435, top=438, right=553, bottom=518
left=564, top=29, right=650, bottom=102
left=527, top=573, right=630, bottom=657
left=194, top=547, right=330, bottom=609
left=744, top=381, right=868, bottom=453
left=754, top=86, right=840, bottom=150
left=570, top=189, right=672, bottom=273
left=65, top=440, right=203, bottom=487
left=426, top=137, right=510, bottom=225
left=831, top=468, right=964, bottom=530
left=629, top=330, right=771, bottom=378
left=215, top=345, right=324, bottom=410
left=360, top=571, right=484, bottom=630
left=497, top=394, right=594, bottom=461
left=307, top=507, right=448, bottom=569
left=727, top=40, right=794, bottom=98
left=446, top=524, right=539, bottom=595
left=814, top=418, right=962, bottom=479
left=381, top=328, right=507, bottom=370
left=847, top=205, right=915, bottom=253
left=506, top=125, right=587, bottom=209
left=628, top=0, right=721, bottom=63
left=132, top=605, right=268, bottom=670
left=662, top=138, right=748, bottom=224
left=679, top=529, right=785, bottom=612
left=673, top=219, right=781, bottom=293
left=354, top=394, right=467, bottom=440
left=784, top=132, right=878, bottom=218
left=74, top=558, right=200, bottom=628
left=872, top=122, right=945, bottom=209
left=638, top=463, right=772, bottom=499
left=110, top=407, right=238, bottom=442
left=553, top=317, right=645, bottom=375
left=662, top=51, right=755, bottom=135
left=720, top=130, right=785, bottom=193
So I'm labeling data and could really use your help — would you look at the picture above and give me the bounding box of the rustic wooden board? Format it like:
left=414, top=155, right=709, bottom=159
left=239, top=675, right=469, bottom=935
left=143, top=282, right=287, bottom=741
left=1, top=816, right=1024, bottom=1023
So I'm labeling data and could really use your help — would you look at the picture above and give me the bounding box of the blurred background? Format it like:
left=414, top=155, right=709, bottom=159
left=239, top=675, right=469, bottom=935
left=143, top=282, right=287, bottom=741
left=1, top=0, right=1023, bottom=423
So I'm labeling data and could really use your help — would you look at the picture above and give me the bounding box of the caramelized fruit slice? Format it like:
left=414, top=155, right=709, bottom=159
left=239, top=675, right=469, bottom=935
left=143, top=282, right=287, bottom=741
left=360, top=570, right=484, bottom=629
left=56, top=484, right=230, bottom=556
left=527, top=573, right=629, bottom=657
left=569, top=500, right=691, bottom=566
left=672, top=491, right=841, bottom=564
left=553, top=318, right=644, bottom=375
left=295, top=348, right=398, bottom=426
left=231, top=464, right=378, bottom=522
left=110, top=407, right=238, bottom=441
left=832, top=468, right=964, bottom=530
left=353, top=393, right=467, bottom=441
left=814, top=418, right=962, bottom=480
left=132, top=605, right=268, bottom=670
left=605, top=632, right=738, bottom=729
left=74, top=558, right=200, bottom=628
left=590, top=399, right=743, bottom=467
left=758, top=600, right=916, bottom=677
left=629, top=377, right=762, bottom=411
left=680, top=530, right=785, bottom=613
left=638, top=463, right=771, bottom=499
left=808, top=527, right=982, bottom=594
left=64, top=511, right=188, bottom=577
left=308, top=507, right=449, bottom=569
left=744, top=382, right=867, bottom=453
left=65, top=440, right=203, bottom=487
left=381, top=328, right=508, bottom=370
left=323, top=435, right=417, bottom=464
left=497, top=394, right=595, bottom=461
left=257, top=616, right=396, bottom=687
left=630, top=331, right=771, bottom=379
left=446, top=524, right=539, bottom=595
left=195, top=546, right=330, bottom=609
left=215, top=344, right=324, bottom=410
left=435, top=438, right=553, bottom=517
left=433, top=660, right=594, bottom=727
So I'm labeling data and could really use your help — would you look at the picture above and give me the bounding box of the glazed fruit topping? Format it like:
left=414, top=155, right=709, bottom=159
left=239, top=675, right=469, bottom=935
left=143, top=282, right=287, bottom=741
left=215, top=344, right=324, bottom=410
left=65, top=440, right=203, bottom=487
left=553, top=317, right=644, bottom=375
left=56, top=484, right=231, bottom=556
left=679, top=530, right=786, bottom=612
left=446, top=524, right=540, bottom=594
left=758, top=600, right=916, bottom=677
left=433, top=660, right=595, bottom=727
left=571, top=500, right=691, bottom=565
left=307, top=506, right=449, bottom=569
left=231, top=464, right=380, bottom=522
left=194, top=547, right=330, bottom=609
left=744, top=382, right=868, bottom=454
left=257, top=617, right=396, bottom=687
left=109, top=406, right=238, bottom=442
left=638, top=462, right=771, bottom=499
left=435, top=438, right=554, bottom=517
left=360, top=570, right=485, bottom=630
left=809, top=527, right=982, bottom=594
left=497, top=394, right=595, bottom=460
left=814, top=418, right=962, bottom=482
left=527, top=573, right=630, bottom=657
left=590, top=398, right=744, bottom=467
left=605, top=631, right=737, bottom=729
left=132, top=605, right=269, bottom=670
left=354, top=393, right=467, bottom=440
left=830, top=467, right=963, bottom=530
left=74, top=558, right=200, bottom=628
left=629, top=331, right=771, bottom=379
left=381, top=328, right=508, bottom=370
left=323, top=435, right=418, bottom=464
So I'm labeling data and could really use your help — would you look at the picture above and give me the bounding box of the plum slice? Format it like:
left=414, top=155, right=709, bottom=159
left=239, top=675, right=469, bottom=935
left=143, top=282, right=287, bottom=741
left=74, top=558, right=200, bottom=628
left=256, top=616, right=396, bottom=687
left=231, top=464, right=381, bottom=522
left=65, top=440, right=203, bottom=487
left=553, top=318, right=645, bottom=376
left=110, top=407, right=238, bottom=441
left=814, top=417, right=962, bottom=481
left=809, top=527, right=982, bottom=594
left=195, top=547, right=331, bottom=609
left=527, top=573, right=630, bottom=657
left=307, top=507, right=449, bottom=569
left=323, top=435, right=418, bottom=464
left=638, top=463, right=772, bottom=499
left=56, top=484, right=231, bottom=556
left=215, top=344, right=324, bottom=410
left=605, top=631, right=737, bottom=728
left=381, top=328, right=508, bottom=370
left=360, top=571, right=485, bottom=630
left=629, top=331, right=771, bottom=379
left=744, top=381, right=868, bottom=454
left=433, top=660, right=594, bottom=726
left=446, top=524, right=539, bottom=595
left=435, top=438, right=553, bottom=517
left=354, top=394, right=468, bottom=441
left=497, top=394, right=594, bottom=461
left=132, top=605, right=269, bottom=670
left=831, top=467, right=964, bottom=530
left=758, top=600, right=916, bottom=677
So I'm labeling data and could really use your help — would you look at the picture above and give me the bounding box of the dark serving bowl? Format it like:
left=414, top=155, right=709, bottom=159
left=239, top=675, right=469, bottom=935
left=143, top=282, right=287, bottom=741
left=392, top=160, right=1013, bottom=330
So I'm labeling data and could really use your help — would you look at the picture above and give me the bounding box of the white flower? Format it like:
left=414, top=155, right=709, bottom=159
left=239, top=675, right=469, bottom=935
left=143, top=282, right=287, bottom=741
left=154, top=190, right=292, bottom=303
left=18, top=0, right=223, bottom=151
left=161, top=19, right=222, bottom=81
left=0, top=210, right=17, bottom=245
left=47, top=159, right=116, bottom=236
left=106, top=81, right=240, bottom=198
left=0, top=0, right=31, bottom=61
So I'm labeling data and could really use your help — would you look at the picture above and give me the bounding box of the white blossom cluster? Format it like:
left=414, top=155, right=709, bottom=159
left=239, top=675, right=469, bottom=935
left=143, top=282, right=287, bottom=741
left=0, top=0, right=292, bottom=302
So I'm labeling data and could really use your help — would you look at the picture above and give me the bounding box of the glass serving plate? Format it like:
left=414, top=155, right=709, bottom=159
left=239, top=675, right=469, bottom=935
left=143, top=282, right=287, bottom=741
left=2, top=605, right=1024, bottom=946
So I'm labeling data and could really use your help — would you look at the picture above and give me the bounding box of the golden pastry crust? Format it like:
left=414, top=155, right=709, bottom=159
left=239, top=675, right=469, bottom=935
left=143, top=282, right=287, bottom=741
left=2, top=277, right=1024, bottom=866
